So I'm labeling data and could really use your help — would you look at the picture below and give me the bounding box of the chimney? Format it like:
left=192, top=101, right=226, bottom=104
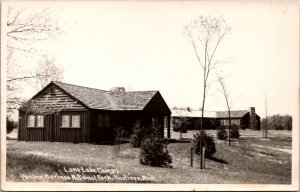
left=249, top=107, right=257, bottom=130
left=249, top=107, right=255, bottom=116
left=110, top=87, right=125, bottom=93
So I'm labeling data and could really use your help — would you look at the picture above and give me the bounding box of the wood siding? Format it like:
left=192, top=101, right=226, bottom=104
left=31, top=85, right=86, bottom=111
left=18, top=111, right=90, bottom=143
left=144, top=92, right=171, bottom=115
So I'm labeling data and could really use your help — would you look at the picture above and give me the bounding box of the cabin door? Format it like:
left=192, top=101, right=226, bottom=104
left=95, top=113, right=114, bottom=143
left=49, top=114, right=56, bottom=142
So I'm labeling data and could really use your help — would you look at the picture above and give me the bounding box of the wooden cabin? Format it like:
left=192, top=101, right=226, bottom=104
left=216, top=108, right=261, bottom=130
left=171, top=107, right=261, bottom=130
left=18, top=82, right=171, bottom=143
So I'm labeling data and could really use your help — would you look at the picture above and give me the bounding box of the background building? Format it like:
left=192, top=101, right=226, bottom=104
left=171, top=107, right=261, bottom=130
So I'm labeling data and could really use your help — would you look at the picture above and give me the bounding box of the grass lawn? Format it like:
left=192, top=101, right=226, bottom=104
left=6, top=132, right=291, bottom=184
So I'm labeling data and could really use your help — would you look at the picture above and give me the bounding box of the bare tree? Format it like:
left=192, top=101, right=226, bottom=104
left=7, top=7, right=64, bottom=56
left=184, top=15, right=231, bottom=169
left=6, top=6, right=67, bottom=117
left=218, top=76, right=233, bottom=145
left=33, top=57, right=64, bottom=90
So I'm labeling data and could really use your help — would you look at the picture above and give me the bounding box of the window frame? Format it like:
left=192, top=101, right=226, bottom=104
left=26, top=114, right=44, bottom=128
left=97, top=113, right=111, bottom=128
left=61, top=114, right=71, bottom=128
left=36, top=115, right=44, bottom=128
left=231, top=119, right=240, bottom=126
left=71, top=115, right=81, bottom=128
left=60, top=113, right=81, bottom=128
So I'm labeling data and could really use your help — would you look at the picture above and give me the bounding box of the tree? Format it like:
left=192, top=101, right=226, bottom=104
left=6, top=6, right=67, bottom=119
left=218, top=76, right=236, bottom=145
left=7, top=7, right=63, bottom=56
left=184, top=15, right=231, bottom=169
left=139, top=136, right=172, bottom=168
left=261, top=114, right=292, bottom=130
left=283, top=115, right=292, bottom=130
left=114, top=126, right=125, bottom=155
left=6, top=117, right=17, bottom=134
left=172, top=117, right=190, bottom=139
left=130, top=120, right=149, bottom=148
left=263, top=96, right=268, bottom=138
left=33, top=57, right=64, bottom=90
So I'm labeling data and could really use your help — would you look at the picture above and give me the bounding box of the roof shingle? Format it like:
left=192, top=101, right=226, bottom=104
left=171, top=109, right=249, bottom=118
left=215, top=110, right=249, bottom=118
left=52, top=82, right=158, bottom=110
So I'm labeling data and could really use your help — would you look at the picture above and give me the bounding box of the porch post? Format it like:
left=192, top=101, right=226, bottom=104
left=167, top=115, right=171, bottom=138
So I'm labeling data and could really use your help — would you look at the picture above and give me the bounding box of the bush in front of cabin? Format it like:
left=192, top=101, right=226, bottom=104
left=130, top=121, right=146, bottom=147
left=217, top=126, right=228, bottom=140
left=7, top=117, right=17, bottom=134
left=139, top=135, right=172, bottom=168
left=192, top=131, right=216, bottom=157
left=229, top=125, right=240, bottom=139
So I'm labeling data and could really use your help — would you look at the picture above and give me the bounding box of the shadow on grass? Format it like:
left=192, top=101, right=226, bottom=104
left=206, top=156, right=229, bottom=164
left=92, top=140, right=130, bottom=145
left=165, top=138, right=192, bottom=143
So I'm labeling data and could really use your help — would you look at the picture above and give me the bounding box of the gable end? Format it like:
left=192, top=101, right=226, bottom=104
left=20, top=82, right=88, bottom=113
left=143, top=92, right=171, bottom=115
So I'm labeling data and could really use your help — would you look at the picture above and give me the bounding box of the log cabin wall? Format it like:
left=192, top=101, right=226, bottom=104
left=19, top=110, right=90, bottom=143
left=18, top=82, right=172, bottom=143
left=18, top=84, right=90, bottom=143
left=89, top=110, right=167, bottom=142
left=90, top=110, right=115, bottom=143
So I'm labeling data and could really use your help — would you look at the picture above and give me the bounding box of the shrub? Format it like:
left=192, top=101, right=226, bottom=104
left=139, top=135, right=172, bottom=167
left=229, top=125, right=240, bottom=139
left=217, top=126, right=228, bottom=140
left=192, top=131, right=216, bottom=157
left=114, top=126, right=125, bottom=154
left=130, top=121, right=149, bottom=147
left=172, top=117, right=189, bottom=132
left=7, top=117, right=16, bottom=134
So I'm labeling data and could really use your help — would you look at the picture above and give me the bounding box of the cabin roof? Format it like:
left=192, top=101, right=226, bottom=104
left=171, top=109, right=249, bottom=118
left=171, top=109, right=217, bottom=118
left=215, top=110, right=249, bottom=118
left=52, top=81, right=158, bottom=110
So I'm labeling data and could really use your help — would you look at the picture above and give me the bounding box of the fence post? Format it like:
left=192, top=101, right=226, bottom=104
left=191, top=147, right=193, bottom=167
left=202, top=147, right=205, bottom=169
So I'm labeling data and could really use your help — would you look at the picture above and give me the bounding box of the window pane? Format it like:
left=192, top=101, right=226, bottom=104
left=98, top=114, right=104, bottom=127
left=104, top=114, right=110, bottom=127
left=37, top=116, right=44, bottom=127
left=72, top=115, right=80, bottom=128
left=61, top=115, right=70, bottom=127
left=27, top=115, right=35, bottom=127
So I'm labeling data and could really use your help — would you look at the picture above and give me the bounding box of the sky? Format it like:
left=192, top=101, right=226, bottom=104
left=3, top=0, right=299, bottom=117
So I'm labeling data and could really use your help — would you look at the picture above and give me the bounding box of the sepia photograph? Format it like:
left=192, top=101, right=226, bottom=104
left=1, top=0, right=299, bottom=191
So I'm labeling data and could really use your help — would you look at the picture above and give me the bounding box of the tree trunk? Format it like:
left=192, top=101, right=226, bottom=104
left=228, top=110, right=231, bottom=146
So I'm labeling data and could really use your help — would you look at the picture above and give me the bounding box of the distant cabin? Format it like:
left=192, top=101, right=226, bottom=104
left=171, top=107, right=261, bottom=130
left=18, top=82, right=171, bottom=143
